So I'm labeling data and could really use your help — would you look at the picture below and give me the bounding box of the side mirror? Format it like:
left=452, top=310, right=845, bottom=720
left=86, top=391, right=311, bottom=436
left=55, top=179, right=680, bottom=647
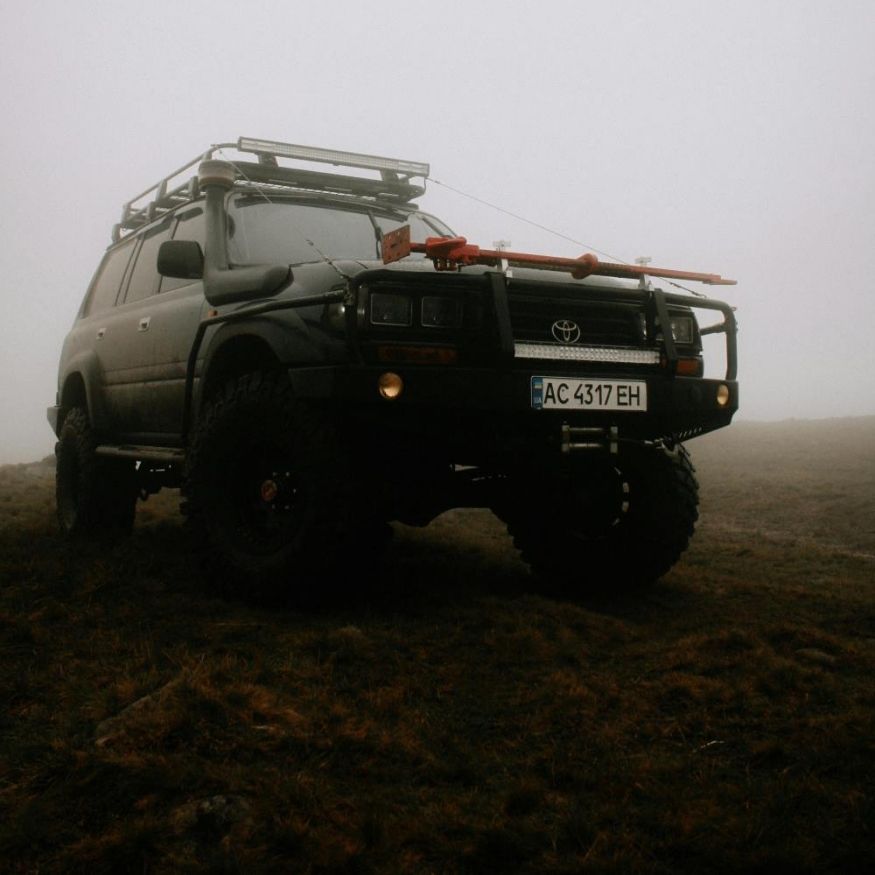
left=157, top=239, right=289, bottom=304
left=158, top=240, right=204, bottom=279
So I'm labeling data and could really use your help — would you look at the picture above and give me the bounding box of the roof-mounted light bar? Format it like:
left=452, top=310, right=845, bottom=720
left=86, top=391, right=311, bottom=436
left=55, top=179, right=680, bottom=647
left=237, top=137, right=430, bottom=179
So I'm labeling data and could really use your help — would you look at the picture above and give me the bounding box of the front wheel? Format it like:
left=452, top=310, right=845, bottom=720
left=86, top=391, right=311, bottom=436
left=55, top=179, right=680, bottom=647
left=500, top=444, right=699, bottom=592
left=182, top=372, right=382, bottom=594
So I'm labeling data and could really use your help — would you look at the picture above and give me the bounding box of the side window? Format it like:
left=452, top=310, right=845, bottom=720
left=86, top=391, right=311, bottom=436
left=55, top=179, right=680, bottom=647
left=124, top=218, right=174, bottom=304
left=160, top=206, right=206, bottom=293
left=84, top=241, right=136, bottom=316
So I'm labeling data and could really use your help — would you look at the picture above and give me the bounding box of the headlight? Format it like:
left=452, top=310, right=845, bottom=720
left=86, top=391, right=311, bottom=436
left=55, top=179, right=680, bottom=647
left=669, top=315, right=695, bottom=344
left=370, top=293, right=412, bottom=326
left=421, top=296, right=459, bottom=328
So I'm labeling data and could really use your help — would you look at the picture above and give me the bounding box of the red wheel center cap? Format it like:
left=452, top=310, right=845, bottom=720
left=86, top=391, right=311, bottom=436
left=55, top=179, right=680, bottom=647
left=260, top=479, right=279, bottom=503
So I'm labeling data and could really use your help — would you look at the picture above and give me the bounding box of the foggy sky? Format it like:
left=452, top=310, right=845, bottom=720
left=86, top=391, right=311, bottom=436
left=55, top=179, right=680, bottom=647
left=1, top=0, right=873, bottom=463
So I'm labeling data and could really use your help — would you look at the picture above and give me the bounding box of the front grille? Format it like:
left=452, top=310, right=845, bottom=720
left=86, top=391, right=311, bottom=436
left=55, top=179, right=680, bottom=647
left=508, top=294, right=645, bottom=346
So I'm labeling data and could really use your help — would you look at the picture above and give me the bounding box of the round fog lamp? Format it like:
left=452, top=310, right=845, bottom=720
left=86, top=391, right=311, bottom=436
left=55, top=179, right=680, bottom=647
left=716, top=384, right=731, bottom=407
left=378, top=372, right=404, bottom=400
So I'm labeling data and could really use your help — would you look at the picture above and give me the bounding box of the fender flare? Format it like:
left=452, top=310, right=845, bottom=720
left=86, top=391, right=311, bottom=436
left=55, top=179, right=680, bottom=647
left=192, top=313, right=341, bottom=417
left=58, top=350, right=107, bottom=433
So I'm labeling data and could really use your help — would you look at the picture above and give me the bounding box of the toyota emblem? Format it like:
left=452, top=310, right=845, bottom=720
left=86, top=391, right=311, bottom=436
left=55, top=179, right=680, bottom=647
left=551, top=319, right=581, bottom=344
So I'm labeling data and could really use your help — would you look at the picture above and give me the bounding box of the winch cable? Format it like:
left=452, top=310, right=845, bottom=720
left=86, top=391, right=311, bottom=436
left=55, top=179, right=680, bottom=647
left=430, top=176, right=706, bottom=298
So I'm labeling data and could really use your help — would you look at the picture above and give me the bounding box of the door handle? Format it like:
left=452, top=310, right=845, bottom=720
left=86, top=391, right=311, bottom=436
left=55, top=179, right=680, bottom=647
left=138, top=316, right=151, bottom=332
left=96, top=327, right=106, bottom=340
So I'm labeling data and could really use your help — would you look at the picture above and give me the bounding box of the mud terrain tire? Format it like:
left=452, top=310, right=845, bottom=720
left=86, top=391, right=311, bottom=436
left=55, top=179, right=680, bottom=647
left=182, top=372, right=370, bottom=592
left=503, top=444, right=699, bottom=591
left=55, top=407, right=138, bottom=536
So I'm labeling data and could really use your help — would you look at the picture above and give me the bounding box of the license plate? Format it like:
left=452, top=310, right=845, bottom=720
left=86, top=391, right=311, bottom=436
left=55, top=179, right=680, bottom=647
left=531, top=377, right=647, bottom=411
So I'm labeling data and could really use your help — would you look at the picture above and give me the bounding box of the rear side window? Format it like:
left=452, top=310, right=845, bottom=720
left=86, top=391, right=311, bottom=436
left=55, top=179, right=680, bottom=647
left=124, top=218, right=174, bottom=304
left=84, top=241, right=135, bottom=316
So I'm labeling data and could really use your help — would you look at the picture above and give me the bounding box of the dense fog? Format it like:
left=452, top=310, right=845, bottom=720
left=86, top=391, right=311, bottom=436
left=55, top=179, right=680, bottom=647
left=1, top=0, right=873, bottom=463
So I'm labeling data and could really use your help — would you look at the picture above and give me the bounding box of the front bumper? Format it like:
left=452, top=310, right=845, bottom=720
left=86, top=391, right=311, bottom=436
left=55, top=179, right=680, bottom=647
left=288, top=364, right=737, bottom=443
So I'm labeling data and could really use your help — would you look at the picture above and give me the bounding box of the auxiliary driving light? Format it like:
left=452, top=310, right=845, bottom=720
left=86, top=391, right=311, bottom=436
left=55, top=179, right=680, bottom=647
left=378, top=372, right=404, bottom=400
left=716, top=384, right=731, bottom=407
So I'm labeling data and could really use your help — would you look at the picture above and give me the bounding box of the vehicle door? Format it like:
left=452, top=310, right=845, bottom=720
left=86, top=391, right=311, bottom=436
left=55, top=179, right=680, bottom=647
left=69, top=237, right=138, bottom=434
left=113, top=207, right=208, bottom=442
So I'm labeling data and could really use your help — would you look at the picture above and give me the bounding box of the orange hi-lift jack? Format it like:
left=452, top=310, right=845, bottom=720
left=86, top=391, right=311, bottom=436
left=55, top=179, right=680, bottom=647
left=381, top=225, right=736, bottom=286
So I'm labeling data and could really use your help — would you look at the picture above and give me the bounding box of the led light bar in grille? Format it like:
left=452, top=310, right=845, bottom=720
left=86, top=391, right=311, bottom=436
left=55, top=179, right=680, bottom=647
left=514, top=343, right=660, bottom=364
left=238, top=137, right=430, bottom=178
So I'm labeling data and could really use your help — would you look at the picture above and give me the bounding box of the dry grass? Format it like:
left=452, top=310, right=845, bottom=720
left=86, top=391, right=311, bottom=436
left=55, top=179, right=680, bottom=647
left=1, top=418, right=873, bottom=873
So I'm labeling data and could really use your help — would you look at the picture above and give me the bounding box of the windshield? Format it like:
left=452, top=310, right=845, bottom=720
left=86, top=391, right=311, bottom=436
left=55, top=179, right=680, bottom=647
left=227, top=195, right=452, bottom=265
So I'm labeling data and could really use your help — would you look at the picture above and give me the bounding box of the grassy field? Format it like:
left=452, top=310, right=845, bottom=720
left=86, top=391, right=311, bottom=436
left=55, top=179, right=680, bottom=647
left=1, top=418, right=873, bottom=873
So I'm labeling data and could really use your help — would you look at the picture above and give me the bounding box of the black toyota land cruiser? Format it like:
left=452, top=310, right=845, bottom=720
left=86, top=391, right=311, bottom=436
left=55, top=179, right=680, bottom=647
left=49, top=136, right=738, bottom=591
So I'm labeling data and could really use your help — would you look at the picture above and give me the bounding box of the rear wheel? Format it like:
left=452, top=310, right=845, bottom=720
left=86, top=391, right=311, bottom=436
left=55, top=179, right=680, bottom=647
left=55, top=407, right=138, bottom=536
left=182, top=372, right=381, bottom=594
left=500, top=444, right=699, bottom=591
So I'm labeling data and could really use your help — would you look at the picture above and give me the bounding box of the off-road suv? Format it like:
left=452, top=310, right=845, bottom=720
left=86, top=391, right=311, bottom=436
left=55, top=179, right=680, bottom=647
left=49, top=137, right=738, bottom=590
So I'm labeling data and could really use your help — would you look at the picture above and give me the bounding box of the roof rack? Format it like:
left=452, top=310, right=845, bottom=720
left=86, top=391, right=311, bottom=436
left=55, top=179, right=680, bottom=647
left=112, top=137, right=431, bottom=242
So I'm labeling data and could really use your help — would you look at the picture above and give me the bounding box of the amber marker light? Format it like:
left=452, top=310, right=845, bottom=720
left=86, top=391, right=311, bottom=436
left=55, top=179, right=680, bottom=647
left=716, top=384, right=731, bottom=407
left=378, top=372, right=404, bottom=400
left=376, top=345, right=458, bottom=365
left=676, top=357, right=704, bottom=377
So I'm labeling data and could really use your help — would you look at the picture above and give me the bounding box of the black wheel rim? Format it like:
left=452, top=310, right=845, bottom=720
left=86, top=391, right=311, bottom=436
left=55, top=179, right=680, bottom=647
left=225, top=447, right=307, bottom=556
left=564, top=463, right=631, bottom=536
